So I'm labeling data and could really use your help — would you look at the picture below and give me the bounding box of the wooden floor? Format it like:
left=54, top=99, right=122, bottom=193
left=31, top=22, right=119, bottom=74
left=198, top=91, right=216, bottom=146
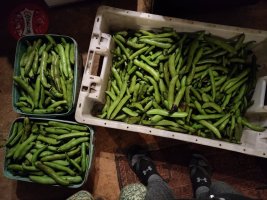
left=1, top=0, right=267, bottom=199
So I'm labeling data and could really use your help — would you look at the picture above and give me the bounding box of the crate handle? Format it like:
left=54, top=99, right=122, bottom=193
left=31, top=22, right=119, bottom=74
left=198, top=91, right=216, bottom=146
left=247, top=76, right=267, bottom=113
left=80, top=33, right=112, bottom=104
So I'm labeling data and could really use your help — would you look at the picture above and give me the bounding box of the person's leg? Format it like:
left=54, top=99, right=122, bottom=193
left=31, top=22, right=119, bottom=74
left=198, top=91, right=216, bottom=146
left=195, top=186, right=210, bottom=200
left=189, top=154, right=212, bottom=200
left=209, top=180, right=254, bottom=200
left=127, top=145, right=175, bottom=200
left=145, top=174, right=175, bottom=200
left=189, top=154, right=251, bottom=200
left=209, top=180, right=241, bottom=196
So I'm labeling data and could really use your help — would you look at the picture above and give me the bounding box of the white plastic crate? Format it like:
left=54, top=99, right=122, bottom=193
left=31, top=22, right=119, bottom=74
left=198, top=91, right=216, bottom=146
left=75, top=6, right=267, bottom=158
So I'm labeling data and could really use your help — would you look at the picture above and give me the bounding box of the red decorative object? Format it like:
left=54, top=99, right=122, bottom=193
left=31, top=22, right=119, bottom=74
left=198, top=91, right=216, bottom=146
left=8, top=3, right=49, bottom=40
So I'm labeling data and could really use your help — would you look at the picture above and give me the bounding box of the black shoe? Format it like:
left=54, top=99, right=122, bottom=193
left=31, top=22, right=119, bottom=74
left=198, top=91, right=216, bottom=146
left=126, top=145, right=158, bottom=185
left=189, top=153, right=212, bottom=197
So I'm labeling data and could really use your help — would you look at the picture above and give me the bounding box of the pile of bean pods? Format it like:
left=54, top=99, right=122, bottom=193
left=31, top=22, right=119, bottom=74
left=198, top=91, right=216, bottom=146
left=5, top=117, right=91, bottom=186
left=13, top=35, right=75, bottom=114
left=98, top=28, right=265, bottom=143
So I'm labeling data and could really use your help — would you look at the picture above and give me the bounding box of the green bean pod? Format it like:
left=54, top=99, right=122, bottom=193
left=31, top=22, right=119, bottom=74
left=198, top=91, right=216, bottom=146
left=13, top=134, right=37, bottom=160
left=199, top=120, right=222, bottom=139
left=134, top=59, right=159, bottom=81
left=24, top=50, right=36, bottom=76
left=57, top=44, right=69, bottom=78
left=146, top=76, right=161, bottom=104
left=35, top=162, right=70, bottom=186
left=241, top=118, right=265, bottom=132
left=13, top=76, right=35, bottom=99
left=43, top=162, right=76, bottom=176
left=204, top=35, right=236, bottom=53
left=48, top=121, right=88, bottom=131
left=107, top=79, right=128, bottom=118
left=192, top=114, right=224, bottom=120
left=81, top=142, right=87, bottom=173
left=110, top=95, right=131, bottom=120
left=57, top=137, right=89, bottom=152
left=40, top=51, right=51, bottom=88
left=167, top=75, right=179, bottom=110
left=32, top=145, right=47, bottom=165
left=173, top=86, right=186, bottom=109
left=41, top=146, right=81, bottom=162
left=122, top=107, right=139, bottom=117
left=5, top=122, right=19, bottom=147
left=33, top=75, right=41, bottom=108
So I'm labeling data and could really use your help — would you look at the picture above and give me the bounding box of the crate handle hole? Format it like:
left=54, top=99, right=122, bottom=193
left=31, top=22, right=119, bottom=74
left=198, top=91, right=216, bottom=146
left=100, top=37, right=107, bottom=43
left=92, top=33, right=99, bottom=39
left=96, top=17, right=99, bottom=22
left=79, top=103, right=81, bottom=108
left=82, top=86, right=89, bottom=92
left=89, top=51, right=94, bottom=60
left=89, top=83, right=97, bottom=93
left=91, top=54, right=104, bottom=76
